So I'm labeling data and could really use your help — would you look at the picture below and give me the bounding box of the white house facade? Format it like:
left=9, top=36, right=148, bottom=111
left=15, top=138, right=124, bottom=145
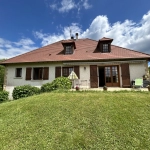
left=1, top=36, right=150, bottom=99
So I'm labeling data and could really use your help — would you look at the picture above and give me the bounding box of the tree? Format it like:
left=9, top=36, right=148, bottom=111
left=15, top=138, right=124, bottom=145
left=0, top=59, right=5, bottom=90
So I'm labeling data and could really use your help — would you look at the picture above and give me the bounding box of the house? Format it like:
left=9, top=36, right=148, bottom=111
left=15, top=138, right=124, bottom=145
left=1, top=34, right=150, bottom=98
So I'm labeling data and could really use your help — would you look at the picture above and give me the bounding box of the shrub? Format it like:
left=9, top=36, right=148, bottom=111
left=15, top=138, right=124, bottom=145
left=0, top=91, right=9, bottom=101
left=12, top=85, right=40, bottom=100
left=41, top=77, right=72, bottom=92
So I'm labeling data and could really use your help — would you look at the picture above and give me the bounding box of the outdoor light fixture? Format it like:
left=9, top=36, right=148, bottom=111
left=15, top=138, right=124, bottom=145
left=84, top=67, right=86, bottom=70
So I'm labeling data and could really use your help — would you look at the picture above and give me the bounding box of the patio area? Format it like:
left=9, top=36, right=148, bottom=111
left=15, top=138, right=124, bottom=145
left=71, top=87, right=149, bottom=91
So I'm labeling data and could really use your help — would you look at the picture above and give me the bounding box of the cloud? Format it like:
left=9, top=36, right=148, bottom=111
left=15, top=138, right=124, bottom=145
left=59, top=0, right=75, bottom=12
left=82, top=0, right=92, bottom=9
left=0, top=38, right=37, bottom=59
left=49, top=0, right=92, bottom=13
left=34, top=23, right=82, bottom=46
left=34, top=11, right=150, bottom=54
left=1, top=11, right=150, bottom=59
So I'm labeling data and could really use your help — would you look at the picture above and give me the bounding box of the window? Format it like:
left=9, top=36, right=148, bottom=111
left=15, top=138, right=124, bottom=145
left=33, top=68, right=43, bottom=80
left=105, top=67, right=111, bottom=83
left=26, top=67, right=49, bottom=80
left=62, top=67, right=73, bottom=77
left=105, top=66, right=119, bottom=83
left=65, top=46, right=73, bottom=54
left=103, top=44, right=109, bottom=52
left=15, top=68, right=22, bottom=77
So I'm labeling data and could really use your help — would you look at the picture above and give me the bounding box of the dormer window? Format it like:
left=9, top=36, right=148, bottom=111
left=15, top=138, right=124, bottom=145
left=65, top=45, right=73, bottom=54
left=97, top=37, right=113, bottom=53
left=61, top=40, right=76, bottom=55
left=103, top=44, right=109, bottom=52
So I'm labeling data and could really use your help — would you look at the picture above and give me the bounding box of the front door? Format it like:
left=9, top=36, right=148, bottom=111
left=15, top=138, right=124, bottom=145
left=105, top=66, right=120, bottom=87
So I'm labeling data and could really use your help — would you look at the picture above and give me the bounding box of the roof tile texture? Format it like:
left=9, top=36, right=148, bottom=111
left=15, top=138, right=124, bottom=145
left=2, top=38, right=150, bottom=64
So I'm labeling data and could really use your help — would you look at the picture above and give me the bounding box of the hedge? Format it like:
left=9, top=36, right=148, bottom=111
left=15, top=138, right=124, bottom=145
left=0, top=91, right=9, bottom=101
left=12, top=85, right=41, bottom=100
left=41, top=77, right=72, bottom=92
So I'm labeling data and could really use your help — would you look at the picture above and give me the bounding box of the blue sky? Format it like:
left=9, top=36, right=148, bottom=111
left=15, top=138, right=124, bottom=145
left=0, top=0, right=150, bottom=66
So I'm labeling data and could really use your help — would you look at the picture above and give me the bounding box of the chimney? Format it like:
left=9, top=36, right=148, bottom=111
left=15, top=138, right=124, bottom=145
left=71, top=36, right=74, bottom=40
left=76, top=33, right=78, bottom=40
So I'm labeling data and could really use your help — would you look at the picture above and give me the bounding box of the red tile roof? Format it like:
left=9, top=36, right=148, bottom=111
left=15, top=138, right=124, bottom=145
left=2, top=38, right=150, bottom=64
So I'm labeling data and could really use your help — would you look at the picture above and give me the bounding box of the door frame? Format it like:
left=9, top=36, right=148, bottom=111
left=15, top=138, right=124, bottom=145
left=98, top=65, right=120, bottom=87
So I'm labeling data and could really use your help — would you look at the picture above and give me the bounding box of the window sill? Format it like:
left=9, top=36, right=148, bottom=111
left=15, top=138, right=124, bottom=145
left=14, top=77, right=22, bottom=79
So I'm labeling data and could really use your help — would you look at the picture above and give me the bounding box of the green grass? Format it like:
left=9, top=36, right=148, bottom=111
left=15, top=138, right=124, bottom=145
left=0, top=91, right=150, bottom=150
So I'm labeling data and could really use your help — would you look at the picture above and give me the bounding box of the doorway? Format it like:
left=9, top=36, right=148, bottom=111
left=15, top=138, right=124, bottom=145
left=98, top=66, right=120, bottom=87
left=99, top=67, right=105, bottom=87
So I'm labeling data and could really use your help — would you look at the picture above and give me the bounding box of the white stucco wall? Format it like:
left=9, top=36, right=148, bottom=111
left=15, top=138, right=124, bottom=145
left=5, top=62, right=62, bottom=99
left=74, top=65, right=90, bottom=88
left=4, top=61, right=148, bottom=99
left=129, top=62, right=146, bottom=81
left=5, top=63, right=60, bottom=87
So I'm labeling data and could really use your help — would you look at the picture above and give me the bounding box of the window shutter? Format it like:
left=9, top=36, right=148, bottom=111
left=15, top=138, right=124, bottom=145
left=74, top=66, right=80, bottom=79
left=55, top=67, right=61, bottom=78
left=43, top=67, right=49, bottom=80
left=90, top=65, right=98, bottom=88
left=121, top=63, right=131, bottom=87
left=26, top=68, right=32, bottom=80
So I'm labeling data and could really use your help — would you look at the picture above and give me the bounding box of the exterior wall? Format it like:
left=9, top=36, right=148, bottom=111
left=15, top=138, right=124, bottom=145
left=5, top=62, right=62, bottom=99
left=5, top=62, right=61, bottom=86
left=4, top=61, right=148, bottom=99
left=129, top=62, right=146, bottom=81
left=74, top=65, right=90, bottom=88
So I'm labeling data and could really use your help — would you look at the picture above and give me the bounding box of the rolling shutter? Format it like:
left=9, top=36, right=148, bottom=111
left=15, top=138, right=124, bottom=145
left=43, top=67, right=49, bottom=80
left=90, top=65, right=98, bottom=88
left=121, top=63, right=131, bottom=88
left=74, top=66, right=80, bottom=79
left=55, top=67, right=61, bottom=78
left=26, top=68, right=32, bottom=80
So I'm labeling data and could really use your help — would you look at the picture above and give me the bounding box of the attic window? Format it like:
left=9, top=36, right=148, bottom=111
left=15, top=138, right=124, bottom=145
left=103, top=44, right=109, bottom=53
left=65, top=45, right=73, bottom=55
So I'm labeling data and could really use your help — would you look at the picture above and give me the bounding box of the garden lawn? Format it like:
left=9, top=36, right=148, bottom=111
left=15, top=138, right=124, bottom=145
left=0, top=91, right=150, bottom=150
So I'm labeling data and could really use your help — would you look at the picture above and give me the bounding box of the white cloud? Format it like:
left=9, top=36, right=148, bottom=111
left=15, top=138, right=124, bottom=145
left=59, top=0, right=75, bottom=12
left=82, top=0, right=92, bottom=9
left=34, top=11, right=150, bottom=54
left=34, top=23, right=82, bottom=46
left=0, top=38, right=37, bottom=59
left=49, top=0, right=92, bottom=13
left=1, top=11, right=150, bottom=59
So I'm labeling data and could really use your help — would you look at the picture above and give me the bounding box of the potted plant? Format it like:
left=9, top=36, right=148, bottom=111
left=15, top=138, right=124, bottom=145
left=103, top=85, right=107, bottom=91
left=76, top=86, right=80, bottom=91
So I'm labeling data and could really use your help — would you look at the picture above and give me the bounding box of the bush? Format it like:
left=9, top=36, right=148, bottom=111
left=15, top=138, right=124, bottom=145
left=12, top=85, right=40, bottom=100
left=0, top=91, right=9, bottom=101
left=41, top=77, right=72, bottom=92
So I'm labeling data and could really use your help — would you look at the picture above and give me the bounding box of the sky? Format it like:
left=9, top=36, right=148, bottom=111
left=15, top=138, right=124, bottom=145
left=0, top=0, right=150, bottom=66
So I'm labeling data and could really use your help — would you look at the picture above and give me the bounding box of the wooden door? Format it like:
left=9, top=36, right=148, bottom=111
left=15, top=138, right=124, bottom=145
left=90, top=65, right=98, bottom=88
left=121, top=63, right=131, bottom=88
left=105, top=66, right=120, bottom=87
